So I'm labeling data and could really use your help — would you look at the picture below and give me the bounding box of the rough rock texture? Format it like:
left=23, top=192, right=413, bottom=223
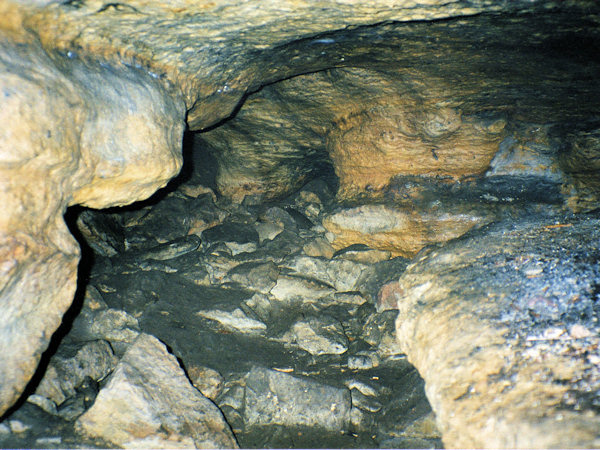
left=1, top=0, right=600, bottom=447
left=20, top=0, right=568, bottom=131
left=0, top=24, right=185, bottom=415
left=394, top=213, right=600, bottom=448
left=3, top=0, right=574, bottom=417
left=76, top=333, right=237, bottom=449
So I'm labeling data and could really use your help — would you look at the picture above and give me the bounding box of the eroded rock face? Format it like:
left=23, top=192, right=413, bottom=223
left=0, top=24, right=185, bottom=416
left=394, top=213, right=600, bottom=448
left=1, top=0, right=600, bottom=447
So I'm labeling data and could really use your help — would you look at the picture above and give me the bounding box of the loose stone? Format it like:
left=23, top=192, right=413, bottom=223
left=285, top=316, right=348, bottom=355
left=243, top=366, right=351, bottom=431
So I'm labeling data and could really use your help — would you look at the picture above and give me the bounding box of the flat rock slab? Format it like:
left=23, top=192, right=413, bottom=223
left=243, top=366, right=351, bottom=431
left=395, top=213, right=600, bottom=448
left=76, top=333, right=237, bottom=449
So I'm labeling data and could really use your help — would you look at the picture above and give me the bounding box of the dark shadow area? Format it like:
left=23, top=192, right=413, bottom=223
left=0, top=207, right=94, bottom=421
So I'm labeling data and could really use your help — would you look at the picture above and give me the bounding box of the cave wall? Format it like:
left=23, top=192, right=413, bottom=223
left=1, top=0, right=600, bottom=447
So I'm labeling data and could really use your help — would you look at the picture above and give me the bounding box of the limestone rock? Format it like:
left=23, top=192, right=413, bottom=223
left=187, top=366, right=224, bottom=402
left=19, top=0, right=547, bottom=131
left=269, top=274, right=335, bottom=303
left=34, top=340, right=117, bottom=408
left=0, top=23, right=184, bottom=415
left=395, top=214, right=600, bottom=448
left=243, top=366, right=351, bottom=431
left=303, top=237, right=335, bottom=259
left=76, top=333, right=237, bottom=449
left=197, top=308, right=267, bottom=335
left=284, top=316, right=348, bottom=356
left=323, top=203, right=491, bottom=257
left=284, top=255, right=374, bottom=292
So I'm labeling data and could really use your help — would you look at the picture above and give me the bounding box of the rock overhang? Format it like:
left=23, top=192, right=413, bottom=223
left=1, top=0, right=600, bottom=447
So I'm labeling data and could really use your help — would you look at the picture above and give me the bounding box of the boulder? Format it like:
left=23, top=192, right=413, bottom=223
left=76, top=333, right=237, bottom=448
left=395, top=214, right=600, bottom=448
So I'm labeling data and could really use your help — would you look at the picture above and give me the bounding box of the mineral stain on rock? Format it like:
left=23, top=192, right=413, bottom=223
left=1, top=0, right=600, bottom=448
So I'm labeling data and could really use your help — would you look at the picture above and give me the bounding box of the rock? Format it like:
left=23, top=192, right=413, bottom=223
left=347, top=351, right=380, bottom=371
left=1, top=0, right=600, bottom=442
left=187, top=366, right=224, bottom=401
left=197, top=308, right=267, bottom=335
left=26, top=395, right=58, bottom=416
left=243, top=366, right=351, bottom=431
left=65, top=286, right=140, bottom=349
left=255, top=222, right=284, bottom=243
left=323, top=203, right=492, bottom=257
left=76, top=333, right=237, bottom=449
left=377, top=280, right=402, bottom=312
left=351, top=389, right=382, bottom=413
left=395, top=214, right=600, bottom=448
left=259, top=207, right=298, bottom=231
left=269, top=274, right=335, bottom=303
left=333, top=244, right=392, bottom=264
left=362, top=311, right=404, bottom=359
left=330, top=291, right=368, bottom=307
left=75, top=209, right=124, bottom=257
left=344, top=379, right=380, bottom=398
left=202, top=222, right=259, bottom=255
left=226, top=261, right=279, bottom=294
left=132, top=235, right=201, bottom=261
left=284, top=316, right=348, bottom=355
left=285, top=255, right=374, bottom=292
left=0, top=19, right=185, bottom=414
left=35, top=341, right=117, bottom=408
left=303, top=236, right=335, bottom=259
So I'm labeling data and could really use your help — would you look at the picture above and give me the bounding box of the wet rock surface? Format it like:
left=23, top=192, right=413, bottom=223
left=0, top=179, right=440, bottom=449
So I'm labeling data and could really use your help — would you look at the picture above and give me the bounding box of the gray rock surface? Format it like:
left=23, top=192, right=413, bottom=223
left=76, top=333, right=237, bottom=449
left=243, top=366, right=351, bottom=431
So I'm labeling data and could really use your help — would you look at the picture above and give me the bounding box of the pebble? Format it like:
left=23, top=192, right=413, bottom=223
left=269, top=274, right=335, bottom=302
left=351, top=388, right=382, bottom=413
left=285, top=316, right=348, bottom=355
left=347, top=351, right=380, bottom=370
left=187, top=366, right=224, bottom=401
left=344, top=379, right=379, bottom=397
left=8, top=420, right=30, bottom=433
left=35, top=437, right=62, bottom=445
left=197, top=308, right=267, bottom=335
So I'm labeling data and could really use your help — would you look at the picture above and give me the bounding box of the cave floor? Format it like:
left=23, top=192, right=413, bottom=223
left=0, top=177, right=443, bottom=449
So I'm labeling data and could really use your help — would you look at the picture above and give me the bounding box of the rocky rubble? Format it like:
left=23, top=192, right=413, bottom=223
left=0, top=178, right=440, bottom=449
left=1, top=0, right=600, bottom=448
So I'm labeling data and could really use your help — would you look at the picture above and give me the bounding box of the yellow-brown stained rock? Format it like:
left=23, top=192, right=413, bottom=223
left=323, top=204, right=492, bottom=258
left=395, top=217, right=600, bottom=448
left=0, top=27, right=185, bottom=416
left=329, top=103, right=506, bottom=198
